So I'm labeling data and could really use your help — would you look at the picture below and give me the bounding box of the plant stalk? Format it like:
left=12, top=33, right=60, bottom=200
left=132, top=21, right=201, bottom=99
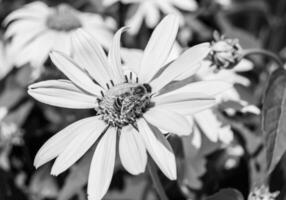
left=242, top=49, right=284, bottom=69
left=147, top=159, right=169, bottom=200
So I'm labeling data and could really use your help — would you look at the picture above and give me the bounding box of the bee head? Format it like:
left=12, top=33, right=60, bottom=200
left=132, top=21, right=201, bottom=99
left=133, top=85, right=146, bottom=96
left=142, top=83, right=152, bottom=93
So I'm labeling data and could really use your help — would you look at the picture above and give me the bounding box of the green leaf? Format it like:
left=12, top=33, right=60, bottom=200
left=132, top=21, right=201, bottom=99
left=262, top=68, right=286, bottom=174
left=206, top=189, right=244, bottom=200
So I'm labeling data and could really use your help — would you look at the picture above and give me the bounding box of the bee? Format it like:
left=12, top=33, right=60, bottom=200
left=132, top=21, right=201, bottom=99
left=113, top=93, right=128, bottom=113
left=132, top=84, right=152, bottom=96
left=113, top=84, right=152, bottom=114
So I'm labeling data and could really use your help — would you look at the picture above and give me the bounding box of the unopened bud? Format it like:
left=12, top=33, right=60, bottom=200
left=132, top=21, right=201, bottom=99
left=207, top=31, right=242, bottom=70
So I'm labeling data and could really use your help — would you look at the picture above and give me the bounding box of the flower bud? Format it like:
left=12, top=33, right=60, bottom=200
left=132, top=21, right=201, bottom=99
left=207, top=31, right=242, bottom=70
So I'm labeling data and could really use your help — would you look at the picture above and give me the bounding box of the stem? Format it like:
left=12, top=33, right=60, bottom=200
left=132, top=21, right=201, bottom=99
left=147, top=159, right=169, bottom=200
left=242, top=49, right=284, bottom=69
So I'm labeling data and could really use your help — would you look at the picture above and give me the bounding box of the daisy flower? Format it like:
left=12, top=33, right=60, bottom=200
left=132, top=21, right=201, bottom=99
left=103, top=0, right=198, bottom=34
left=4, top=1, right=113, bottom=69
left=28, top=15, right=229, bottom=200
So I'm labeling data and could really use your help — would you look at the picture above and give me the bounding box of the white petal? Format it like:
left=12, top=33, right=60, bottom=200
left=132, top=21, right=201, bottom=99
left=138, top=119, right=176, bottom=180
left=121, top=48, right=143, bottom=74
left=194, top=110, right=219, bottom=142
left=13, top=31, right=54, bottom=67
left=4, top=2, right=49, bottom=25
left=126, top=5, right=144, bottom=35
left=144, top=108, right=191, bottom=136
left=87, top=127, right=117, bottom=200
left=71, top=29, right=111, bottom=88
left=108, top=27, right=128, bottom=84
left=150, top=43, right=211, bottom=92
left=50, top=51, right=103, bottom=95
left=6, top=26, right=47, bottom=62
left=102, top=0, right=118, bottom=6
left=155, top=99, right=216, bottom=115
left=154, top=81, right=232, bottom=103
left=122, top=0, right=141, bottom=3
left=156, top=0, right=178, bottom=14
left=28, top=80, right=98, bottom=109
left=82, top=27, right=113, bottom=49
left=23, top=1, right=50, bottom=10
left=174, top=63, right=200, bottom=81
left=139, top=15, right=179, bottom=82
left=119, top=125, right=147, bottom=175
left=34, top=117, right=99, bottom=168
left=4, top=10, right=47, bottom=26
left=5, top=20, right=45, bottom=39
left=52, top=32, right=72, bottom=55
left=144, top=3, right=160, bottom=28
left=234, top=59, right=254, bottom=72
left=0, top=42, right=13, bottom=80
left=170, top=0, right=198, bottom=11
left=5, top=1, right=50, bottom=25
left=218, top=126, right=234, bottom=144
left=153, top=92, right=213, bottom=105
left=51, top=117, right=108, bottom=175
left=191, top=124, right=202, bottom=149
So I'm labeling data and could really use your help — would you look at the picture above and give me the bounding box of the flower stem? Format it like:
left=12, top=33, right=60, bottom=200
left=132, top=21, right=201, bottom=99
left=241, top=49, right=284, bottom=69
left=147, top=159, right=169, bottom=200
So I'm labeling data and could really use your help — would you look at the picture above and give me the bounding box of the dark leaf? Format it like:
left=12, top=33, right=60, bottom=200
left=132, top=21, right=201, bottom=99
left=262, top=68, right=286, bottom=173
left=217, top=13, right=261, bottom=49
left=0, top=169, right=28, bottom=200
left=29, top=165, right=59, bottom=199
left=206, top=188, right=244, bottom=200
left=106, top=176, right=156, bottom=200
left=178, top=134, right=207, bottom=190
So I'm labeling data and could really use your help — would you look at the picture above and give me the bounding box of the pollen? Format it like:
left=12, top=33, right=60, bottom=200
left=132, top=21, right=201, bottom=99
left=97, top=83, right=153, bottom=128
left=46, top=4, right=82, bottom=32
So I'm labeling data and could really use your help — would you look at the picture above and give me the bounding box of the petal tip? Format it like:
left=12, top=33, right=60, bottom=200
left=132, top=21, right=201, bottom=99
left=169, top=173, right=177, bottom=180
left=50, top=166, right=60, bottom=176
left=33, top=160, right=41, bottom=169
left=33, top=156, right=45, bottom=169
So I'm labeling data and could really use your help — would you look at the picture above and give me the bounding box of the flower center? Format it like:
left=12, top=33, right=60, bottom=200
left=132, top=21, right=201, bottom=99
left=97, top=83, right=153, bottom=128
left=46, top=4, right=82, bottom=32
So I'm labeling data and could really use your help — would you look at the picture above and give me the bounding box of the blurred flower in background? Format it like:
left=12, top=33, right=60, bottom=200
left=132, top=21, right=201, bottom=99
left=173, top=33, right=259, bottom=148
left=188, top=58, right=258, bottom=147
left=4, top=1, right=114, bottom=78
left=103, top=0, right=198, bottom=34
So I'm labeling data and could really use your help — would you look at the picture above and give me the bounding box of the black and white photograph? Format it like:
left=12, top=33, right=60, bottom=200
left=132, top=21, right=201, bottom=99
left=0, top=0, right=285, bottom=199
